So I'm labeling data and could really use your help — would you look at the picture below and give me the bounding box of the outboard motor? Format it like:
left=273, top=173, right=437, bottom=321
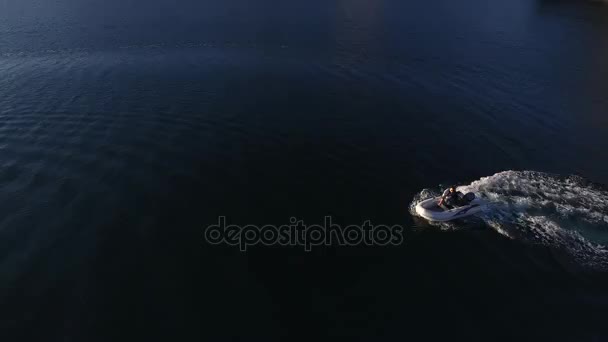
left=462, top=192, right=476, bottom=205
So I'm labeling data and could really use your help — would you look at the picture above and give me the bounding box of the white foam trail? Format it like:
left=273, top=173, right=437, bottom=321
left=412, top=171, right=608, bottom=268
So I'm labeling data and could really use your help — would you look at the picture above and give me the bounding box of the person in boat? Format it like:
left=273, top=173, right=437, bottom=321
left=439, top=186, right=461, bottom=209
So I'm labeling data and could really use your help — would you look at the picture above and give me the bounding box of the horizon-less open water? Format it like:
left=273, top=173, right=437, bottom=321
left=1, top=0, right=608, bottom=340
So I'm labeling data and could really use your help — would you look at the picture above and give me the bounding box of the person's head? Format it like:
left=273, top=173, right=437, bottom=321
left=449, top=186, right=456, bottom=193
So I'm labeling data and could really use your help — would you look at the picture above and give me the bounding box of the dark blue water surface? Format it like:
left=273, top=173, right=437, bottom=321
left=1, top=0, right=608, bottom=340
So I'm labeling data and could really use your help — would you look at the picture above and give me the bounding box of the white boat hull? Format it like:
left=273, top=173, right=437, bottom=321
left=415, top=197, right=483, bottom=222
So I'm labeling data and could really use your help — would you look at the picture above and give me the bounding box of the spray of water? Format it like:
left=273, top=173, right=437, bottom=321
left=411, top=171, right=608, bottom=268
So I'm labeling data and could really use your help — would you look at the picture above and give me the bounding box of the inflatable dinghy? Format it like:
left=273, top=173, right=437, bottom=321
left=415, top=193, right=483, bottom=222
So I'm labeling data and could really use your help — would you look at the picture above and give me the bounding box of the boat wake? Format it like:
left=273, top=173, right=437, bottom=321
left=412, top=171, right=608, bottom=269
